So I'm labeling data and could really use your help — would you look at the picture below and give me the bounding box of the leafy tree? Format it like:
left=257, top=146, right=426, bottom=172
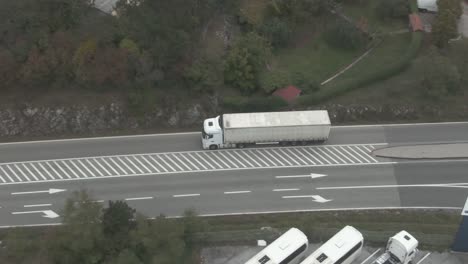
left=375, top=0, right=409, bottom=20
left=184, top=57, right=223, bottom=93
left=105, top=249, right=143, bottom=264
left=324, top=19, right=367, bottom=50
left=102, top=200, right=137, bottom=256
left=420, top=47, right=461, bottom=98
left=449, top=39, right=468, bottom=85
left=224, top=32, right=272, bottom=94
left=258, top=17, right=291, bottom=49
left=0, top=48, right=18, bottom=88
left=47, top=190, right=105, bottom=264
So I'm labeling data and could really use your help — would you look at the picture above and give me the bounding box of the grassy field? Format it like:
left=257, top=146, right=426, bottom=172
left=323, top=32, right=412, bottom=89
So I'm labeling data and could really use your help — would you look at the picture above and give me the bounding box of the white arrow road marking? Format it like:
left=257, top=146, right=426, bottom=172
left=12, top=210, right=60, bottom=219
left=282, top=195, right=332, bottom=203
left=11, top=188, right=67, bottom=195
left=276, top=173, right=327, bottom=179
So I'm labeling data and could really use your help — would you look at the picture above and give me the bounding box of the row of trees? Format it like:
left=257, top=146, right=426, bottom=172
left=1, top=190, right=203, bottom=264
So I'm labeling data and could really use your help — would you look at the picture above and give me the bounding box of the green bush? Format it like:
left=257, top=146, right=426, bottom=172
left=259, top=69, right=291, bottom=93
left=224, top=32, right=272, bottom=94
left=375, top=0, right=409, bottom=20
left=323, top=19, right=367, bottom=51
left=222, top=96, right=288, bottom=112
left=258, top=17, right=291, bottom=49
left=419, top=47, right=461, bottom=98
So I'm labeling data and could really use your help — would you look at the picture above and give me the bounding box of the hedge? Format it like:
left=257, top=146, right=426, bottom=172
left=297, top=0, right=423, bottom=106
left=221, top=96, right=288, bottom=113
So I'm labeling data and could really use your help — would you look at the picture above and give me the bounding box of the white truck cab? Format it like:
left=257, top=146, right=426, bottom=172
left=202, top=116, right=223, bottom=150
left=373, top=231, right=418, bottom=264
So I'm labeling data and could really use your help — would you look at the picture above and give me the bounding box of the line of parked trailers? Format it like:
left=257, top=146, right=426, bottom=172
left=245, top=226, right=419, bottom=264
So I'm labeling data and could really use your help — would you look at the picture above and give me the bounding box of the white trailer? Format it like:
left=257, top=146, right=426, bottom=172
left=372, top=231, right=418, bottom=264
left=245, top=228, right=309, bottom=264
left=201, top=110, right=331, bottom=150
left=300, top=226, right=364, bottom=264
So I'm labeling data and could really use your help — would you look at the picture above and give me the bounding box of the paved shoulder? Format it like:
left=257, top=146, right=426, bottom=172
left=374, top=143, right=468, bottom=159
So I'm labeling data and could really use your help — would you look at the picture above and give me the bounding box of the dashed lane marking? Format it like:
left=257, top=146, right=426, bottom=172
left=0, top=144, right=388, bottom=185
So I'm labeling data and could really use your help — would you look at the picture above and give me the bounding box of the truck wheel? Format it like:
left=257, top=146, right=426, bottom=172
left=236, top=143, right=245, bottom=148
left=209, top=145, right=218, bottom=150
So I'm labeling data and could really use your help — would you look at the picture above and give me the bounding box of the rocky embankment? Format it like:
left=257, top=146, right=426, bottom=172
left=0, top=101, right=466, bottom=138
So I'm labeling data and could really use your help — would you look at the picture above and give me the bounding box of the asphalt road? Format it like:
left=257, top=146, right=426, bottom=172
left=0, top=121, right=467, bottom=227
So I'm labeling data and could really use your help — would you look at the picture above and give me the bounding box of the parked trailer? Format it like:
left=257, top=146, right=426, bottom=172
left=299, top=226, right=364, bottom=264
left=201, top=110, right=331, bottom=150
left=245, top=228, right=309, bottom=264
left=372, top=231, right=418, bottom=264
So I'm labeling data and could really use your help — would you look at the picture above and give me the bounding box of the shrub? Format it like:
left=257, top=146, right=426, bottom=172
left=375, top=0, right=409, bottom=20
left=184, top=58, right=222, bottom=93
left=419, top=47, right=461, bottom=98
left=258, top=17, right=291, bottom=49
left=224, top=32, right=272, bottom=94
left=323, top=19, right=367, bottom=51
left=222, top=96, right=288, bottom=112
left=259, top=69, right=291, bottom=93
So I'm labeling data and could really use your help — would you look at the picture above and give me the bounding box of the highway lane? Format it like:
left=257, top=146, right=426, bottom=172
left=0, top=122, right=467, bottom=163
left=0, top=160, right=466, bottom=227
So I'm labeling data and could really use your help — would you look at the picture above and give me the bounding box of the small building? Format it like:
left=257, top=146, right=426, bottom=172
left=273, top=85, right=302, bottom=103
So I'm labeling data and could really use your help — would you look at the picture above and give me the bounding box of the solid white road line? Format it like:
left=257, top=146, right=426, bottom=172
left=360, top=249, right=381, bottom=264
left=317, top=183, right=468, bottom=190
left=273, top=188, right=300, bottom=192
left=224, top=190, right=251, bottom=194
left=24, top=204, right=52, bottom=208
left=173, top=193, right=200, bottom=198
left=416, top=253, right=431, bottom=264
left=125, top=197, right=153, bottom=201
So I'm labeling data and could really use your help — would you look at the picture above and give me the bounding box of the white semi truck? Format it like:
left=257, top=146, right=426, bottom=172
left=201, top=110, right=331, bottom=150
left=372, top=231, right=418, bottom=264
